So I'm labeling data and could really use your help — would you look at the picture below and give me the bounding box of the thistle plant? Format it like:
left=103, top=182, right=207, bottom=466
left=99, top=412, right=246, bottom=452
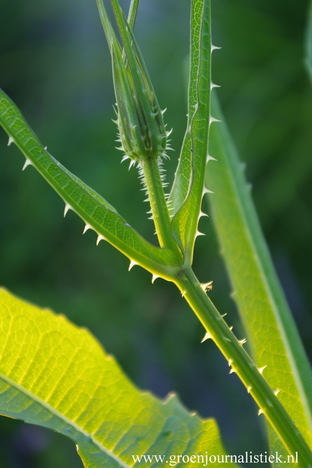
left=0, top=0, right=311, bottom=467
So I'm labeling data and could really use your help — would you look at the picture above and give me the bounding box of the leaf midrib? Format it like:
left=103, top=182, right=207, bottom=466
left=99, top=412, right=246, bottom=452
left=0, top=372, right=130, bottom=468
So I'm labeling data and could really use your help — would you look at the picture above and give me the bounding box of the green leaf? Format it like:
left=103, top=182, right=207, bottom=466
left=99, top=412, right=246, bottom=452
left=169, top=0, right=212, bottom=265
left=207, top=96, right=312, bottom=454
left=0, top=89, right=181, bottom=280
left=0, top=288, right=238, bottom=468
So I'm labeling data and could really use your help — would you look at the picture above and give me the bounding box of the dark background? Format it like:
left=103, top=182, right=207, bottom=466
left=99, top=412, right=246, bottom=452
left=0, top=0, right=311, bottom=466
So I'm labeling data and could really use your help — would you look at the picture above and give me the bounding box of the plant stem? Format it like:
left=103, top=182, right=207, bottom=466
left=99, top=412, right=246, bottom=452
left=173, top=267, right=312, bottom=467
left=141, top=157, right=181, bottom=256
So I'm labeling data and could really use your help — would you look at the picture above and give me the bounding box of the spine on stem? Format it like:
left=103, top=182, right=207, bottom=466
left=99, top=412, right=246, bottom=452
left=140, top=157, right=180, bottom=253
left=173, top=267, right=312, bottom=467
left=100, top=0, right=181, bottom=257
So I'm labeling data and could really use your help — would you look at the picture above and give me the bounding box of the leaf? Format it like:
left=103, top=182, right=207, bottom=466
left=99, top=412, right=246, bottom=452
left=206, top=95, right=312, bottom=454
left=0, top=288, right=238, bottom=468
left=168, top=0, right=212, bottom=265
left=0, top=89, right=181, bottom=280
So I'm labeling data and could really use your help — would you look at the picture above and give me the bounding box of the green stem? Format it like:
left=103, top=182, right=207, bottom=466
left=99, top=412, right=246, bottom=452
left=173, top=267, right=312, bottom=467
left=141, top=157, right=180, bottom=255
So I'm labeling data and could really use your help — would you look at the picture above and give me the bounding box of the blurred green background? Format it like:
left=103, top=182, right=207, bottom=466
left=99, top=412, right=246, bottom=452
left=0, top=0, right=311, bottom=466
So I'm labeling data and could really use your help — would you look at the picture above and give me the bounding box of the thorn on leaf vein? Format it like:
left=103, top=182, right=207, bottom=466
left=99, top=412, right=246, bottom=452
left=128, top=259, right=138, bottom=271
left=210, top=82, right=221, bottom=90
left=209, top=116, right=221, bottom=125
left=96, top=235, right=105, bottom=245
left=8, top=136, right=15, bottom=146
left=257, top=365, right=267, bottom=375
left=151, top=274, right=160, bottom=284
left=22, top=158, right=33, bottom=171
left=83, top=224, right=92, bottom=234
left=211, top=44, right=222, bottom=52
left=63, top=203, right=72, bottom=217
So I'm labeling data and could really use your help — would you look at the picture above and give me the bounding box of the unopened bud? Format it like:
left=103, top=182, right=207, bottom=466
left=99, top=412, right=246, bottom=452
left=112, top=40, right=169, bottom=163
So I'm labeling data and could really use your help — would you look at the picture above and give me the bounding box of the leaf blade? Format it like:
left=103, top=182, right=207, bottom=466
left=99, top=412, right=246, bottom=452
left=206, top=96, right=312, bottom=452
left=0, top=288, right=238, bottom=468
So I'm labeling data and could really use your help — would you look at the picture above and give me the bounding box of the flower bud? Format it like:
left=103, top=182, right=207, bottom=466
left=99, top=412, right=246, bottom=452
left=112, top=40, right=169, bottom=164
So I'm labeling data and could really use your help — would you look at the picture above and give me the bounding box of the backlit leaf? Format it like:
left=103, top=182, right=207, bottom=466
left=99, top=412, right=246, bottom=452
left=0, top=288, right=238, bottom=468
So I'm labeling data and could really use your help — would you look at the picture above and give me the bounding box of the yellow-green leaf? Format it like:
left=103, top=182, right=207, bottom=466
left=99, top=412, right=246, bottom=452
left=0, top=288, right=237, bottom=468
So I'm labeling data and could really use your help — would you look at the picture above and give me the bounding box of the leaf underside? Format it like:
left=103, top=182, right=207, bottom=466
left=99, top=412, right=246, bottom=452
left=0, top=289, right=238, bottom=468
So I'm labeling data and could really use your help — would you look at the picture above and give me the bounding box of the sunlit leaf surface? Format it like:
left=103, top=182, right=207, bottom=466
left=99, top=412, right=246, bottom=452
left=0, top=288, right=237, bottom=468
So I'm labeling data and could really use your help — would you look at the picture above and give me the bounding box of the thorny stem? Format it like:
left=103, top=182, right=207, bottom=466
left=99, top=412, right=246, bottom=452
left=173, top=267, right=312, bottom=467
left=141, top=157, right=181, bottom=257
